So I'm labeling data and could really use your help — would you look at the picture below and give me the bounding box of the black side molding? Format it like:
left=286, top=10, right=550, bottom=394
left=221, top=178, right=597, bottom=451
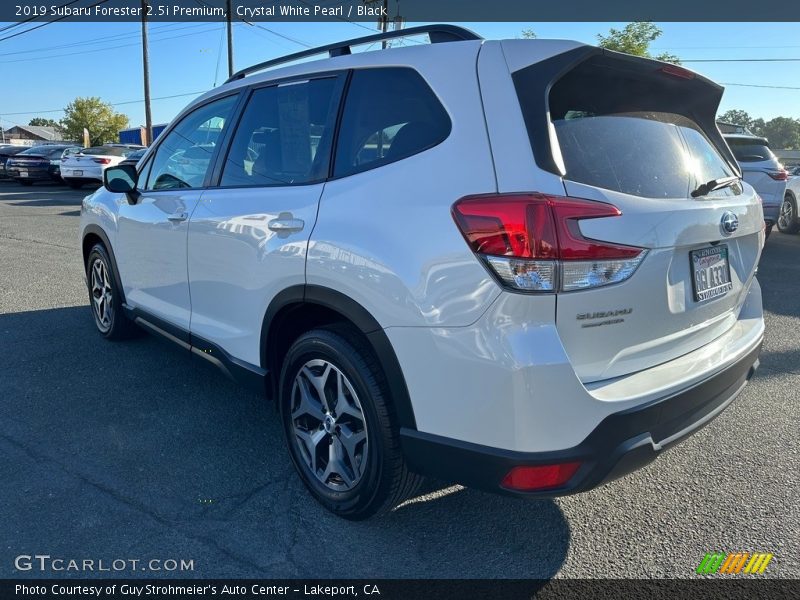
left=122, top=304, right=268, bottom=395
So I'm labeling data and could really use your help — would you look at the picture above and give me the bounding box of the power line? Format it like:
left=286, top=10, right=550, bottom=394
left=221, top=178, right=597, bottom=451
left=721, top=82, right=800, bottom=90
left=683, top=58, right=800, bottom=63
left=1, top=90, right=209, bottom=117
left=0, top=0, right=111, bottom=44
left=0, top=22, right=208, bottom=58
left=0, top=25, right=221, bottom=64
left=0, top=0, right=85, bottom=36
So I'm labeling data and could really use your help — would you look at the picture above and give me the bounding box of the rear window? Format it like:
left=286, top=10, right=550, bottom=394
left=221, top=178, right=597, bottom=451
left=19, top=146, right=52, bottom=155
left=82, top=146, right=131, bottom=157
left=726, top=138, right=776, bottom=163
left=517, top=55, right=736, bottom=199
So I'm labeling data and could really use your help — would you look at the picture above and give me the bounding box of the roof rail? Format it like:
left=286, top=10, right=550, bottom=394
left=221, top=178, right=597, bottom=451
left=225, top=24, right=482, bottom=84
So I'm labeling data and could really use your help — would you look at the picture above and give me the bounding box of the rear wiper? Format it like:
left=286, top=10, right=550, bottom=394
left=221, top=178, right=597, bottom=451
left=691, top=176, right=740, bottom=198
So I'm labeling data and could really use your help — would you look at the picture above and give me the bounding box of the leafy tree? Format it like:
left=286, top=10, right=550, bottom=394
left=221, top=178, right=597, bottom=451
left=749, top=118, right=766, bottom=137
left=61, top=97, right=129, bottom=146
left=521, top=29, right=537, bottom=39
left=718, top=109, right=753, bottom=128
left=761, top=117, right=800, bottom=150
left=597, top=22, right=681, bottom=64
left=28, top=117, right=60, bottom=128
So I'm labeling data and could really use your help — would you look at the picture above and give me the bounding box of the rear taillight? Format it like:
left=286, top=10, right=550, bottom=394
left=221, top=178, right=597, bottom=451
left=92, top=158, right=111, bottom=165
left=501, top=462, right=582, bottom=491
left=767, top=169, right=788, bottom=181
left=452, top=194, right=647, bottom=293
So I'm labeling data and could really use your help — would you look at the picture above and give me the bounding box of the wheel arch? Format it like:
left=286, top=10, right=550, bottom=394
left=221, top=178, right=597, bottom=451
left=82, top=225, right=126, bottom=305
left=262, top=285, right=417, bottom=430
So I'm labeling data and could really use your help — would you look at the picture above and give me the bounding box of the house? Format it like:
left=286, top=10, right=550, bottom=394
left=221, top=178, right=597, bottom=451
left=1, top=125, right=68, bottom=145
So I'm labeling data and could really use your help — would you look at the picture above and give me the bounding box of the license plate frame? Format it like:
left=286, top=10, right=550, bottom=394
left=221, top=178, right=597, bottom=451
left=73, top=170, right=83, bottom=177
left=690, top=244, right=733, bottom=302
left=19, top=170, right=28, bottom=177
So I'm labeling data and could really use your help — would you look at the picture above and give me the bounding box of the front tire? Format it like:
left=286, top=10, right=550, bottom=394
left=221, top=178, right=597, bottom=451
left=777, top=193, right=800, bottom=234
left=85, top=244, right=138, bottom=340
left=279, top=327, right=421, bottom=520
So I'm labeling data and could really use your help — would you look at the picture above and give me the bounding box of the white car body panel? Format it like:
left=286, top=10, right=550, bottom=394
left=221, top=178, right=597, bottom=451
left=77, top=35, right=765, bottom=483
left=188, top=185, right=325, bottom=365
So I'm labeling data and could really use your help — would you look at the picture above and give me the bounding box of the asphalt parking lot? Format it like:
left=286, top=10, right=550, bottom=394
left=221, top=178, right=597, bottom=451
left=0, top=180, right=797, bottom=579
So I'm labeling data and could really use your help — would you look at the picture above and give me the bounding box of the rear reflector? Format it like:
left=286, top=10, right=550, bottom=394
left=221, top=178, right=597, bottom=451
left=501, top=462, right=582, bottom=491
left=452, top=194, right=646, bottom=293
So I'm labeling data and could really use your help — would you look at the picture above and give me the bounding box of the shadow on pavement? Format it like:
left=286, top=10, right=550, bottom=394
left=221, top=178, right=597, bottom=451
left=0, top=305, right=570, bottom=579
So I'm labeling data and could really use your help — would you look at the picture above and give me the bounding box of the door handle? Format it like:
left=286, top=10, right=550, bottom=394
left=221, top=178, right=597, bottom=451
left=167, top=211, right=188, bottom=223
left=268, top=215, right=305, bottom=233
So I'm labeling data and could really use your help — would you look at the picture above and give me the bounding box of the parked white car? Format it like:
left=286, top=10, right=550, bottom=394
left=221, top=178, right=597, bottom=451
left=779, top=176, right=800, bottom=234
left=79, top=25, right=765, bottom=519
left=723, top=133, right=788, bottom=235
left=61, top=144, right=144, bottom=189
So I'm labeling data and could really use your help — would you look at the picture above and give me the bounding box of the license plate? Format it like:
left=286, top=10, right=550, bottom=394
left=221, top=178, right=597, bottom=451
left=691, top=245, right=732, bottom=302
left=19, top=171, right=28, bottom=177
left=73, top=170, right=83, bottom=177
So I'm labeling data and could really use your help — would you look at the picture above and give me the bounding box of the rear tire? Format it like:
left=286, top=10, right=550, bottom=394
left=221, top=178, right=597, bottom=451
left=777, top=193, right=800, bottom=234
left=85, top=243, right=138, bottom=340
left=278, top=326, right=422, bottom=520
left=67, top=180, right=83, bottom=190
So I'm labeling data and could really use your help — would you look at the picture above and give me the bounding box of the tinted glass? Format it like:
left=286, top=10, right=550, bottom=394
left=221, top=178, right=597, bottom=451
left=81, top=146, right=132, bottom=157
left=333, top=68, right=450, bottom=177
left=147, top=95, right=237, bottom=190
left=727, top=139, right=776, bottom=163
left=221, top=77, right=338, bottom=187
left=19, top=146, right=53, bottom=155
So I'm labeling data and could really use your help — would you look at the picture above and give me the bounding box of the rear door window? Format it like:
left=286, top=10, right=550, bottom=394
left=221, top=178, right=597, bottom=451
left=220, top=76, right=339, bottom=187
left=333, top=68, right=450, bottom=177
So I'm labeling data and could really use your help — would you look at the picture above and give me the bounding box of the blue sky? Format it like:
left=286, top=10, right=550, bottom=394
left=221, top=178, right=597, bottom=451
left=1, top=21, right=799, bottom=129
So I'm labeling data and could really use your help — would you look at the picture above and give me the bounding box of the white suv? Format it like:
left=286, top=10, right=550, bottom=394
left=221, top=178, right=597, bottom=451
left=80, top=25, right=765, bottom=519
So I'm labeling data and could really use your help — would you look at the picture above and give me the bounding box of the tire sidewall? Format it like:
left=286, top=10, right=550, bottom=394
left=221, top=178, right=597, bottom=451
left=278, top=331, right=388, bottom=517
left=778, top=194, right=798, bottom=233
left=86, top=245, right=118, bottom=338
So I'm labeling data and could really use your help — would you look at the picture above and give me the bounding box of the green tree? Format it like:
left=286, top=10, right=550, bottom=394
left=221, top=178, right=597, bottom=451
left=521, top=29, right=537, bottom=39
left=61, top=97, right=129, bottom=146
left=761, top=117, right=800, bottom=150
left=597, top=22, right=681, bottom=64
left=718, top=109, right=753, bottom=128
left=749, top=118, right=766, bottom=137
left=28, top=117, right=60, bottom=128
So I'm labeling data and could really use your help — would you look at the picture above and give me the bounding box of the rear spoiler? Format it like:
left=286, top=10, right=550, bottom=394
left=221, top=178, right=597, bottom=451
left=511, top=46, right=742, bottom=179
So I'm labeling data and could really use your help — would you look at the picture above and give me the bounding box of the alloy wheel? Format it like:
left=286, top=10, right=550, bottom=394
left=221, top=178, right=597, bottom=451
left=290, top=359, right=369, bottom=491
left=778, top=197, right=794, bottom=231
left=90, top=257, right=113, bottom=332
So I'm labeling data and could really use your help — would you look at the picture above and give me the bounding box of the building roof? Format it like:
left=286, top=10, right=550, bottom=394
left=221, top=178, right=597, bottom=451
left=4, top=125, right=63, bottom=140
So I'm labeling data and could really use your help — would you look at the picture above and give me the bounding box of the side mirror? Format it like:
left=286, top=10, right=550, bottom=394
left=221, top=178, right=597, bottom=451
left=103, top=165, right=140, bottom=203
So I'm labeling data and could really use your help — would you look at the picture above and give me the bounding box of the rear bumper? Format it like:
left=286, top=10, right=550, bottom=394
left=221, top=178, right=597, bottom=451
left=8, top=166, right=58, bottom=181
left=401, top=337, right=761, bottom=497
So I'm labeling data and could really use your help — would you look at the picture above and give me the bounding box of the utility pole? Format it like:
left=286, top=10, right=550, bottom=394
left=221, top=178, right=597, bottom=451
left=226, top=0, right=234, bottom=77
left=141, top=0, right=153, bottom=146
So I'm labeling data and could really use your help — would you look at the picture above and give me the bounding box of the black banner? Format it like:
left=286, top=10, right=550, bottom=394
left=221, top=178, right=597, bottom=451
left=2, top=580, right=800, bottom=600
left=1, top=0, right=796, bottom=23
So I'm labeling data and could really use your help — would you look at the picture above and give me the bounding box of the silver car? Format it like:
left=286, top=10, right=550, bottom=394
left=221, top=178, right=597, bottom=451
left=723, top=134, right=788, bottom=235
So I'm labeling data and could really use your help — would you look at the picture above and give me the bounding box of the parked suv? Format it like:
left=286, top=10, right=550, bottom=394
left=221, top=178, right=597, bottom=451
left=723, top=133, right=787, bottom=236
left=80, top=26, right=765, bottom=519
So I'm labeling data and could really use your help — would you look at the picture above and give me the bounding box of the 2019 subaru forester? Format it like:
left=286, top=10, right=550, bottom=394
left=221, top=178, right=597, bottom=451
left=80, top=25, right=765, bottom=519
